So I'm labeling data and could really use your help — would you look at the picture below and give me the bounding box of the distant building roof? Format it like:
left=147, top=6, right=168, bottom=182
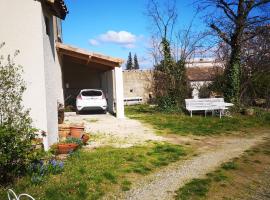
left=45, top=0, right=68, bottom=20
left=186, top=67, right=223, bottom=81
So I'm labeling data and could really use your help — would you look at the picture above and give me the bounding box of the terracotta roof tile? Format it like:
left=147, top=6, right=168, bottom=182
left=186, top=67, right=223, bottom=81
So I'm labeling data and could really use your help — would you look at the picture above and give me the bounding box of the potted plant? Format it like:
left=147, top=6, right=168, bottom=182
left=70, top=125, right=85, bottom=138
left=81, top=133, right=90, bottom=144
left=57, top=138, right=83, bottom=154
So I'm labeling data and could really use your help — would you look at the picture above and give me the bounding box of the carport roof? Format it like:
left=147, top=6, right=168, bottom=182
left=56, top=42, right=124, bottom=69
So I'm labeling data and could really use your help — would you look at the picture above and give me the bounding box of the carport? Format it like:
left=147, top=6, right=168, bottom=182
left=56, top=42, right=125, bottom=118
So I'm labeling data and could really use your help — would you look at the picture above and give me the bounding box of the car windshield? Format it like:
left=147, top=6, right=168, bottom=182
left=81, top=90, right=102, bottom=96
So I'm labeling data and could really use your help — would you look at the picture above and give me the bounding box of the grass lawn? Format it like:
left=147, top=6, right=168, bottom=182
left=125, top=105, right=270, bottom=136
left=0, top=143, right=187, bottom=200
left=175, top=137, right=270, bottom=200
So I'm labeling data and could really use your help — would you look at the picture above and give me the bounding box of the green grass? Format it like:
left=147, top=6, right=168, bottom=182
left=175, top=161, right=235, bottom=200
left=0, top=143, right=186, bottom=200
left=221, top=161, right=238, bottom=170
left=125, top=105, right=270, bottom=136
left=175, top=179, right=211, bottom=200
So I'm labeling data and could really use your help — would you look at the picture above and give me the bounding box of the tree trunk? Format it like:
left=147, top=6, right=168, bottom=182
left=224, top=43, right=241, bottom=105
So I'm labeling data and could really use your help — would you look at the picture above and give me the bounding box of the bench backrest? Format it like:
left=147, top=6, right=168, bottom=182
left=124, top=97, right=143, bottom=105
left=185, top=98, right=224, bottom=110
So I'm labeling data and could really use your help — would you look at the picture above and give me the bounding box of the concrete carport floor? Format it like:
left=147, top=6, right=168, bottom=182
left=56, top=42, right=125, bottom=118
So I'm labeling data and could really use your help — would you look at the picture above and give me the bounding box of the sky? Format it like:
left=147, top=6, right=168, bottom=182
left=62, top=0, right=207, bottom=69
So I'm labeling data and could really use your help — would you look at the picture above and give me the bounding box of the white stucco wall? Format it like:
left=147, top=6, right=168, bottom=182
left=0, top=0, right=64, bottom=150
left=42, top=10, right=64, bottom=149
left=0, top=1, right=48, bottom=134
left=102, top=70, right=115, bottom=114
left=114, top=66, right=125, bottom=118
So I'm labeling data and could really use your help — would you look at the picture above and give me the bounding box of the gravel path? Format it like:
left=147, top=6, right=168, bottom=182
left=64, top=112, right=164, bottom=148
left=123, top=136, right=266, bottom=200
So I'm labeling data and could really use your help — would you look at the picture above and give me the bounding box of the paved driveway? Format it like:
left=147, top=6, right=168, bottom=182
left=64, top=112, right=164, bottom=148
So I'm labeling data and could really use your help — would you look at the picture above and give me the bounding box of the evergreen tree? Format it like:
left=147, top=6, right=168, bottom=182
left=126, top=52, right=133, bottom=70
left=133, top=54, right=139, bottom=69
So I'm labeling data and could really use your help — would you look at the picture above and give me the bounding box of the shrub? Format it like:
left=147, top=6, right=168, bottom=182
left=153, top=58, right=192, bottom=111
left=0, top=126, right=36, bottom=184
left=0, top=44, right=37, bottom=184
left=198, top=84, right=211, bottom=98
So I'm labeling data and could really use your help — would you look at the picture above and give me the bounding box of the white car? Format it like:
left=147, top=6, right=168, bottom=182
left=76, top=89, right=107, bottom=114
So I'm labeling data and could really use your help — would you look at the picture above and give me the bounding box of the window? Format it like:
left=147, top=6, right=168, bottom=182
left=56, top=18, right=62, bottom=41
left=45, top=16, right=50, bottom=35
left=81, top=91, right=102, bottom=97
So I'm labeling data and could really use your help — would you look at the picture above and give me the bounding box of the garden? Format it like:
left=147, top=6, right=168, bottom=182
left=125, top=104, right=270, bottom=136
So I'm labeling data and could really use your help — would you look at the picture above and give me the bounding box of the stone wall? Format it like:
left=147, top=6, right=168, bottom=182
left=123, top=67, right=220, bottom=102
left=123, top=70, right=154, bottom=103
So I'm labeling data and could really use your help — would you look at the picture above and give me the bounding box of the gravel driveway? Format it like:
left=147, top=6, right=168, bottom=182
left=122, top=135, right=268, bottom=200
left=64, top=112, right=164, bottom=148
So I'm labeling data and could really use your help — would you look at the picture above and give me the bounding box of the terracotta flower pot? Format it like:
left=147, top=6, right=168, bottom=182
left=81, top=134, right=90, bottom=144
left=58, top=143, right=78, bottom=154
left=70, top=126, right=84, bottom=138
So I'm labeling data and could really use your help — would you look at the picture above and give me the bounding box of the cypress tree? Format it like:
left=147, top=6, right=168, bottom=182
left=126, top=52, right=133, bottom=70
left=133, top=54, right=139, bottom=69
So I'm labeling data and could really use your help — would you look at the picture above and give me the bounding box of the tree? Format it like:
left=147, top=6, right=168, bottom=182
left=133, top=54, right=140, bottom=69
left=147, top=0, right=205, bottom=110
left=146, top=0, right=177, bottom=64
left=240, top=25, right=270, bottom=106
left=126, top=52, right=133, bottom=70
left=199, top=0, right=270, bottom=105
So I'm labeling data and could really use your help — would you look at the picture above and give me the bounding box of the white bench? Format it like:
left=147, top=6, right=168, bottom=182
left=185, top=98, right=233, bottom=118
left=124, top=97, right=143, bottom=105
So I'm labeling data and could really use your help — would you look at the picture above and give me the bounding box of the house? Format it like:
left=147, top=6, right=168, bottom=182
left=186, top=58, right=223, bottom=98
left=0, top=0, right=124, bottom=150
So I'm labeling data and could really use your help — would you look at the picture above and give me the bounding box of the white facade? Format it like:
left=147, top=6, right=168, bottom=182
left=0, top=0, right=64, bottom=150
left=114, top=67, right=125, bottom=118
left=186, top=58, right=223, bottom=68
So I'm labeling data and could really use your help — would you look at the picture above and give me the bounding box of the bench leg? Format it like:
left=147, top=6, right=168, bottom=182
left=205, top=110, right=206, bottom=117
left=190, top=111, right=192, bottom=117
left=219, top=110, right=221, bottom=119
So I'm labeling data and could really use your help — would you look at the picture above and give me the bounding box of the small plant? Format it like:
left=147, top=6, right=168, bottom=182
left=175, top=178, right=211, bottom=200
left=65, top=137, right=83, bottom=147
left=121, top=180, right=132, bottom=191
left=222, top=161, right=238, bottom=170
left=28, top=159, right=64, bottom=184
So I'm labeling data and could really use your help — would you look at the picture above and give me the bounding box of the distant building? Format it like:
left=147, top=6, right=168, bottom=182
left=123, top=58, right=223, bottom=102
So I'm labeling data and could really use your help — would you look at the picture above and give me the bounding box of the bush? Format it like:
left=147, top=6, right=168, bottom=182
left=198, top=84, right=211, bottom=98
left=0, top=126, right=36, bottom=184
left=156, top=96, right=176, bottom=111
left=153, top=59, right=192, bottom=111
left=0, top=44, right=37, bottom=184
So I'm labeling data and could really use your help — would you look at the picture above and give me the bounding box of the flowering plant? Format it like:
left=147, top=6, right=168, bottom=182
left=28, top=159, right=64, bottom=184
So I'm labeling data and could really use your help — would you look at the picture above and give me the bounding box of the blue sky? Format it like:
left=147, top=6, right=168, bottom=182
left=62, top=0, right=207, bottom=68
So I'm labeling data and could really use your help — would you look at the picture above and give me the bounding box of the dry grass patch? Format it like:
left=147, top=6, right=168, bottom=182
left=175, top=137, right=270, bottom=200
